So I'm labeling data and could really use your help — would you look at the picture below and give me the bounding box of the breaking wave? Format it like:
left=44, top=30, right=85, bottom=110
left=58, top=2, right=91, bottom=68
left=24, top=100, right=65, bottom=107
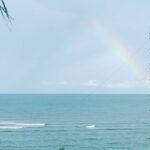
left=86, top=124, right=96, bottom=129
left=0, top=122, right=46, bottom=130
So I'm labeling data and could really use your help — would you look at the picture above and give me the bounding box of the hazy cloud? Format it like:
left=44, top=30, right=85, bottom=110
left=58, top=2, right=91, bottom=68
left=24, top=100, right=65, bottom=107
left=42, top=81, right=68, bottom=86
left=81, top=80, right=99, bottom=87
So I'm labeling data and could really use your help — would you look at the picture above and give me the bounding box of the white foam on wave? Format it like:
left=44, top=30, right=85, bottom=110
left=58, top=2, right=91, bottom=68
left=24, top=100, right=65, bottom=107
left=0, top=126, right=24, bottom=129
left=86, top=124, right=96, bottom=129
left=0, top=122, right=46, bottom=130
left=13, top=123, right=45, bottom=127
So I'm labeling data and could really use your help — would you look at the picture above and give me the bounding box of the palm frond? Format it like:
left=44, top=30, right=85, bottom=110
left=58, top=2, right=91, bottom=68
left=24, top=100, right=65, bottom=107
left=0, top=6, right=5, bottom=19
left=0, top=0, right=12, bottom=21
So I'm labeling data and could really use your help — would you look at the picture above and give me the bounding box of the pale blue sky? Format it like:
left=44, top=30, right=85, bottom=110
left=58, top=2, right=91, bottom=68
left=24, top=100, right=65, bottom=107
left=0, top=0, right=150, bottom=93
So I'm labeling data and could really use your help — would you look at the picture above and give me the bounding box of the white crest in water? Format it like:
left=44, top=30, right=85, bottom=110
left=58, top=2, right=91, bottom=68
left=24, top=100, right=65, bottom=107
left=86, top=124, right=96, bottom=129
left=0, top=122, right=46, bottom=130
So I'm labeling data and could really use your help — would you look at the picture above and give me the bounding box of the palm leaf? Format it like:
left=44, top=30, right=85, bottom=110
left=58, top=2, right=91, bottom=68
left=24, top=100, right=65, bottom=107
left=0, top=0, right=12, bottom=21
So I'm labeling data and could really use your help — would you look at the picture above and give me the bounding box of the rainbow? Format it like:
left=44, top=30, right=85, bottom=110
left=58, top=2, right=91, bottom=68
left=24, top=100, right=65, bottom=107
left=93, top=20, right=148, bottom=80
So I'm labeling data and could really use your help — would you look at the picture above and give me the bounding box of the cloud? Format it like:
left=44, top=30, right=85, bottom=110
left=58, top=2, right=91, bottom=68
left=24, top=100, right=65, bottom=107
left=42, top=81, right=68, bottom=86
left=81, top=80, right=99, bottom=87
left=102, top=80, right=149, bottom=89
left=41, top=79, right=149, bottom=91
left=80, top=80, right=149, bottom=89
left=41, top=80, right=100, bottom=87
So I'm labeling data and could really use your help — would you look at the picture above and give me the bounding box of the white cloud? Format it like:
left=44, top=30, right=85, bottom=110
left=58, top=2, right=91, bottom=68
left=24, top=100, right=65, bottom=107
left=102, top=80, right=149, bottom=89
left=41, top=79, right=149, bottom=91
left=42, top=81, right=68, bottom=86
left=42, top=80, right=100, bottom=87
left=80, top=80, right=99, bottom=87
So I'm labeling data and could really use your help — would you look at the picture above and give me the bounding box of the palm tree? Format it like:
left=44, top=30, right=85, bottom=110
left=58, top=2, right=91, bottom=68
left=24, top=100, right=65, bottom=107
left=0, top=0, right=11, bottom=21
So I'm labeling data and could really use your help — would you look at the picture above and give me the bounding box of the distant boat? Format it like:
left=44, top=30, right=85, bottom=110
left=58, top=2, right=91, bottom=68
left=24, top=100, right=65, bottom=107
left=86, top=124, right=95, bottom=129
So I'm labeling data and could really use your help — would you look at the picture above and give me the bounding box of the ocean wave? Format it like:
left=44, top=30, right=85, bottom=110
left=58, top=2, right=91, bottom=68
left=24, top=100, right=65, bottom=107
left=86, top=125, right=96, bottom=129
left=0, top=126, right=24, bottom=129
left=0, top=122, right=46, bottom=129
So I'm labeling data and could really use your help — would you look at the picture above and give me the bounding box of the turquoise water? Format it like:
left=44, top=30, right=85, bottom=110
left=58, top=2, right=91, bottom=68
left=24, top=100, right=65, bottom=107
left=0, top=94, right=150, bottom=150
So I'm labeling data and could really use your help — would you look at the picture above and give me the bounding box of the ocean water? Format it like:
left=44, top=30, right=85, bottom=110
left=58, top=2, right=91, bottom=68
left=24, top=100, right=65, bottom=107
left=0, top=94, right=150, bottom=150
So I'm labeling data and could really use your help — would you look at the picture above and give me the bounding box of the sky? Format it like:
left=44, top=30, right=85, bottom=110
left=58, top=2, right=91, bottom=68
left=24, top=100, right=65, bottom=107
left=0, top=0, right=150, bottom=94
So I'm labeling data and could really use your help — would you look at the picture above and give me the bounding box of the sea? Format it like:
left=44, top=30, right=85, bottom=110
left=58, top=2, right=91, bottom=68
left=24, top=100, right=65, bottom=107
left=0, top=94, right=150, bottom=150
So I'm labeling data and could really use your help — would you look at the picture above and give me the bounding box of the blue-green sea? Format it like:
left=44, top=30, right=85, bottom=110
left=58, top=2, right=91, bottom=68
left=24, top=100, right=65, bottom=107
left=0, top=94, right=150, bottom=150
